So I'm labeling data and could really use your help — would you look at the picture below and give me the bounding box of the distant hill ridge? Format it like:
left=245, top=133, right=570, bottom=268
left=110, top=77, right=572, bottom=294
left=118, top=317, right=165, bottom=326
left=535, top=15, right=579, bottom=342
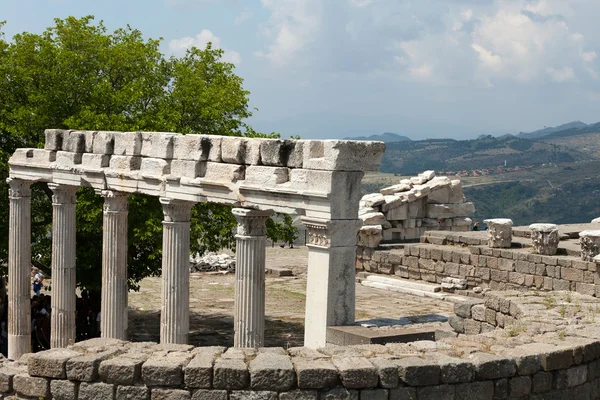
left=346, top=132, right=412, bottom=142
left=518, top=121, right=590, bottom=140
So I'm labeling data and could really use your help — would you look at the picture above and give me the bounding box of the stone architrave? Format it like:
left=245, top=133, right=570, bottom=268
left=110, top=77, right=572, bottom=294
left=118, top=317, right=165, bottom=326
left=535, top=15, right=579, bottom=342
left=49, top=184, right=78, bottom=348
left=7, top=178, right=32, bottom=360
left=301, top=217, right=362, bottom=348
left=579, top=230, right=600, bottom=261
left=529, top=223, right=560, bottom=255
left=99, top=190, right=129, bottom=340
left=160, top=198, right=195, bottom=344
left=231, top=208, right=273, bottom=348
left=484, top=218, right=513, bottom=248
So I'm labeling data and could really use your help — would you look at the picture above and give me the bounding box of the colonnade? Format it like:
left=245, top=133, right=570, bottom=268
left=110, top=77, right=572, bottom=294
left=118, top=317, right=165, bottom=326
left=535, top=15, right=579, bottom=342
left=6, top=178, right=360, bottom=359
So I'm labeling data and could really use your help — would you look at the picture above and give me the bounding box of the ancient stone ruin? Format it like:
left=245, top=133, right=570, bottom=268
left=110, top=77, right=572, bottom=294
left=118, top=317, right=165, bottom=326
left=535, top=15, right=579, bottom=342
left=7, top=129, right=385, bottom=361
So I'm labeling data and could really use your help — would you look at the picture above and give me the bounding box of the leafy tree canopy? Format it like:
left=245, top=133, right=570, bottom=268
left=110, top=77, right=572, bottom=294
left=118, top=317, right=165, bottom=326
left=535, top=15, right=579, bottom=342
left=0, top=16, right=293, bottom=290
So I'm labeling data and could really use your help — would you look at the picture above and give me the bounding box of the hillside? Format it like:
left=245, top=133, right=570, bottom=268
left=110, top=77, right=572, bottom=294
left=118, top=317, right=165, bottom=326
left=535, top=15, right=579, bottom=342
left=347, top=132, right=412, bottom=142
left=379, top=135, right=590, bottom=175
left=518, top=121, right=588, bottom=139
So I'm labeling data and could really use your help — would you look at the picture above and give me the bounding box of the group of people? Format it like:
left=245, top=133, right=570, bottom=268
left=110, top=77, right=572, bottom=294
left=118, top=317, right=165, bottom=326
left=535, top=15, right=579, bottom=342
left=0, top=272, right=103, bottom=357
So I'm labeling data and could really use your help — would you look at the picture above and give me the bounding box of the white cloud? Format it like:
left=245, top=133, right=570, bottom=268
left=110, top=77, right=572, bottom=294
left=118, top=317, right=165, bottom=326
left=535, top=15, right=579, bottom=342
left=582, top=51, right=597, bottom=63
left=235, top=11, right=253, bottom=25
left=258, top=0, right=323, bottom=67
left=168, top=29, right=242, bottom=64
left=471, top=44, right=502, bottom=70
left=348, top=0, right=376, bottom=8
left=546, top=66, right=576, bottom=82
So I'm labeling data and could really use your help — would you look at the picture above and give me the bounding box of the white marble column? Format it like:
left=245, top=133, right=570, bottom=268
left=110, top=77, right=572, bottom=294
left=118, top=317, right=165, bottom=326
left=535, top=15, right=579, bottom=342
left=302, top=217, right=362, bottom=348
left=99, top=190, right=129, bottom=340
left=49, top=184, right=78, bottom=348
left=7, top=178, right=32, bottom=360
left=160, top=198, right=195, bottom=344
left=232, top=208, right=273, bottom=348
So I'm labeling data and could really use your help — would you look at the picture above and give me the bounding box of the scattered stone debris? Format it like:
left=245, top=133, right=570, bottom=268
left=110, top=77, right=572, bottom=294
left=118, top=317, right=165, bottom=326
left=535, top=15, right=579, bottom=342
left=190, top=253, right=235, bottom=272
left=440, top=277, right=467, bottom=292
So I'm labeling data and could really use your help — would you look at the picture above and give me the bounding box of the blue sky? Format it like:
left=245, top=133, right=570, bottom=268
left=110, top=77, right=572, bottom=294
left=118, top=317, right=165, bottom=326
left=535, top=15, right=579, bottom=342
left=3, top=0, right=600, bottom=140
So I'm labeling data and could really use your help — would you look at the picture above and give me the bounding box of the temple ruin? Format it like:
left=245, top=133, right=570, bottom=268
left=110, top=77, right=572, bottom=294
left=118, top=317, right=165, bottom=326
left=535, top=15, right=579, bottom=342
left=6, top=129, right=385, bottom=360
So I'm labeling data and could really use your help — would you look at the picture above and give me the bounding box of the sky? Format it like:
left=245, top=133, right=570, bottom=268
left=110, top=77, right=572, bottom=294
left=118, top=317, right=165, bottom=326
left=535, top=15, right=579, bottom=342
left=2, top=0, right=600, bottom=140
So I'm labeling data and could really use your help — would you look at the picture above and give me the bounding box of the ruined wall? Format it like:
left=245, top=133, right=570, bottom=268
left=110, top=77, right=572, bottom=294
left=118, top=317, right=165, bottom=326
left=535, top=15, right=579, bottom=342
left=357, top=171, right=475, bottom=250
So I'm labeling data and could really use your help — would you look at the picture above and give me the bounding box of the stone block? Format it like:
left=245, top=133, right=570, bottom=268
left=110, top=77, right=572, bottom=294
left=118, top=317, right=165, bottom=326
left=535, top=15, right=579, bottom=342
left=293, top=358, right=339, bottom=389
left=332, top=357, right=377, bottom=389
left=515, top=354, right=541, bottom=376
left=229, top=391, right=277, bottom=400
left=0, top=367, right=21, bottom=393
left=191, top=389, right=227, bottom=400
left=448, top=315, right=464, bottom=333
left=184, top=347, right=224, bottom=389
left=151, top=388, right=191, bottom=400
left=203, top=162, right=245, bottom=182
left=13, top=373, right=49, bottom=398
left=173, top=134, right=221, bottom=161
left=141, top=132, right=175, bottom=159
left=99, top=355, right=145, bottom=385
left=260, top=139, right=303, bottom=168
left=28, top=348, right=81, bottom=378
left=9, top=148, right=57, bottom=166
left=510, top=375, right=532, bottom=397
left=116, top=385, right=149, bottom=400
left=463, top=319, right=481, bottom=335
left=359, top=388, right=388, bottom=400
left=553, top=279, right=570, bottom=291
left=67, top=349, right=122, bottom=382
left=369, top=358, right=398, bottom=388
left=114, top=131, right=143, bottom=156
left=249, top=353, right=294, bottom=391
left=245, top=166, right=289, bottom=186
left=470, top=353, right=516, bottom=379
left=540, top=348, right=573, bottom=371
left=437, top=356, right=476, bottom=384
left=532, top=371, right=553, bottom=393
left=278, top=390, right=318, bottom=400
left=51, top=379, right=78, bottom=400
left=82, top=153, right=111, bottom=169
left=55, top=150, right=83, bottom=168
left=45, top=128, right=65, bottom=150
left=140, top=158, right=170, bottom=178
left=454, top=381, right=494, bottom=400
left=78, top=382, right=115, bottom=400
left=92, top=131, right=116, bottom=154
left=142, top=353, right=192, bottom=387
left=471, top=304, right=486, bottom=321
left=554, top=365, right=587, bottom=388
left=213, top=358, right=248, bottom=390
left=220, top=137, right=247, bottom=164
left=319, top=387, right=359, bottom=399
left=63, top=130, right=86, bottom=153
left=416, top=385, right=454, bottom=400
left=389, top=387, right=416, bottom=400
left=170, top=160, right=206, bottom=179
left=109, top=155, right=142, bottom=171
left=302, top=140, right=385, bottom=172
left=396, top=357, right=440, bottom=386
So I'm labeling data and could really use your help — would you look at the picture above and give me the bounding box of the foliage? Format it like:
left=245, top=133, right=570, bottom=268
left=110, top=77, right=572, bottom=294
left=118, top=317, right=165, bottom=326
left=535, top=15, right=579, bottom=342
left=0, top=16, right=296, bottom=290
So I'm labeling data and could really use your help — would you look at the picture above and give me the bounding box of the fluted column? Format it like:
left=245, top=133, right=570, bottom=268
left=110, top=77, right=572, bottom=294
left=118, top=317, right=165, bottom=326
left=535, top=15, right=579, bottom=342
left=232, top=208, right=273, bottom=348
left=99, top=190, right=129, bottom=340
left=49, top=184, right=78, bottom=348
left=160, top=198, right=195, bottom=344
left=7, top=178, right=32, bottom=360
left=302, top=218, right=362, bottom=348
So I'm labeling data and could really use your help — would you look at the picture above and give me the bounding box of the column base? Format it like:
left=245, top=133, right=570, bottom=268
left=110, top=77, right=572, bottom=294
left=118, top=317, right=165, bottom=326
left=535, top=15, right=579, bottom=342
left=8, top=334, right=31, bottom=360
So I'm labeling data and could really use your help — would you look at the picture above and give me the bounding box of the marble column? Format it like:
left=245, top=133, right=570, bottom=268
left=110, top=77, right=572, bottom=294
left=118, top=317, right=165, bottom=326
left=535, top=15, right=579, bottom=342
left=302, top=217, right=362, bottom=348
left=160, top=198, right=195, bottom=344
left=232, top=208, right=273, bottom=348
left=99, top=190, right=129, bottom=340
left=49, top=184, right=78, bottom=348
left=7, top=178, right=32, bottom=360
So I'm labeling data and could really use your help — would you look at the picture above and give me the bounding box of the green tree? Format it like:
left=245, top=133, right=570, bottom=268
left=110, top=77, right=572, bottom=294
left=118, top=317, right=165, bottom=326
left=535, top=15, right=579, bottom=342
left=0, top=16, right=295, bottom=290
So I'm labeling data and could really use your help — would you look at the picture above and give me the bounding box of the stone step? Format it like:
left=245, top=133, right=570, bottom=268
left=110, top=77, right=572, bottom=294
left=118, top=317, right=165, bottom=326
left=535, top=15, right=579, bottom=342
left=361, top=280, right=447, bottom=300
left=364, top=274, right=441, bottom=293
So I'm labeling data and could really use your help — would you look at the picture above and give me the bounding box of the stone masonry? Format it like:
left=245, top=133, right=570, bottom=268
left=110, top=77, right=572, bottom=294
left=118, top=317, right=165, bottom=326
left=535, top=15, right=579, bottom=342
left=7, top=129, right=386, bottom=359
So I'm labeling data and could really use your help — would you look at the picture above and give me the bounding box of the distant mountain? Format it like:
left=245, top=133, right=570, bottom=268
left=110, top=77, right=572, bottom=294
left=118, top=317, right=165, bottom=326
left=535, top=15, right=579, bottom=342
left=518, top=121, right=589, bottom=139
left=539, top=121, right=600, bottom=140
left=346, top=132, right=412, bottom=142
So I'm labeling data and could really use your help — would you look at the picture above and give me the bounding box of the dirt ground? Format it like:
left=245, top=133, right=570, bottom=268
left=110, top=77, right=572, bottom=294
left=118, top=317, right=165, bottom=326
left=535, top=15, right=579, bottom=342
left=127, top=246, right=454, bottom=347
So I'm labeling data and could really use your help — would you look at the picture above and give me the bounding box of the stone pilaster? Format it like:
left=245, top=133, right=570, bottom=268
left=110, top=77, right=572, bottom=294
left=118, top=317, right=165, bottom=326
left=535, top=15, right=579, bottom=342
left=7, top=178, right=32, bottom=360
left=301, top=217, right=362, bottom=348
left=232, top=208, right=273, bottom=348
left=99, top=190, right=129, bottom=340
left=49, top=184, right=78, bottom=348
left=160, top=198, right=195, bottom=344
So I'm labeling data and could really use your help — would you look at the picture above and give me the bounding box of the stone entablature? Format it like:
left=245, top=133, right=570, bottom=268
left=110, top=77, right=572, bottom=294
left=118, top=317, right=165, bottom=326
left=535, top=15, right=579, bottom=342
left=9, top=130, right=385, bottom=219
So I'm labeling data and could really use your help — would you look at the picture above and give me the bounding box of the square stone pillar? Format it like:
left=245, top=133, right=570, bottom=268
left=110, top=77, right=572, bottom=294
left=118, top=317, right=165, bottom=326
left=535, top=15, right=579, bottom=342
left=7, top=178, right=32, bottom=360
left=232, top=208, right=273, bottom=348
left=49, top=184, right=78, bottom=348
left=160, top=198, right=195, bottom=344
left=99, top=190, right=129, bottom=340
left=301, top=217, right=362, bottom=348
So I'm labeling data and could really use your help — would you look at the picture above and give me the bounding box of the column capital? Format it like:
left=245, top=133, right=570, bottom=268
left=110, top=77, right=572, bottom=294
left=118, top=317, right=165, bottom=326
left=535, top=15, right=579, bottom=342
left=97, top=190, right=129, bottom=213
left=301, top=217, right=362, bottom=248
left=7, top=178, right=31, bottom=198
left=160, top=198, right=195, bottom=222
left=49, top=183, right=77, bottom=205
left=232, top=208, right=273, bottom=237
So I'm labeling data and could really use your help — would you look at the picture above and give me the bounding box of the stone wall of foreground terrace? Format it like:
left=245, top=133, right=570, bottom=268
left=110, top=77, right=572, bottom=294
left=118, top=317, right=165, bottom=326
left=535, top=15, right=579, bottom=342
left=5, top=316, right=600, bottom=400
